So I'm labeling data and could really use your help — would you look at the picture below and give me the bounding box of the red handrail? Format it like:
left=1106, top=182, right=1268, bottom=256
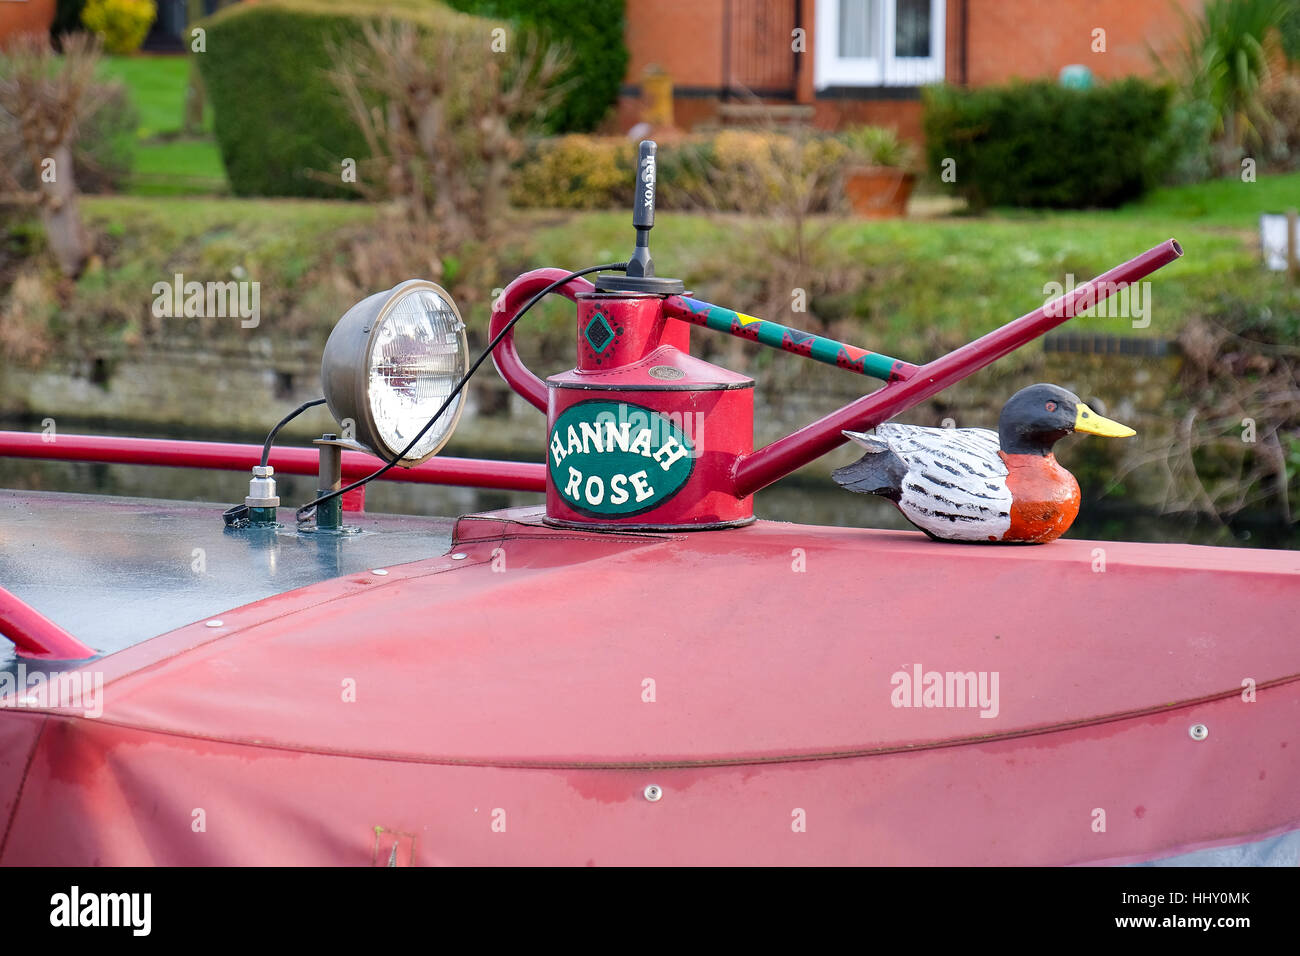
left=0, top=586, right=96, bottom=661
left=0, top=432, right=546, bottom=495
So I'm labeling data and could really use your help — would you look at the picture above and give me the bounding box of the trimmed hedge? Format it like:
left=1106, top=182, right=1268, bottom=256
left=923, top=79, right=1173, bottom=209
left=445, top=0, right=627, bottom=133
left=197, top=0, right=620, bottom=197
left=194, top=0, right=484, bottom=198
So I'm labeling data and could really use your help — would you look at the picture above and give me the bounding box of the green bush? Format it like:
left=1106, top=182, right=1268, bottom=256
left=512, top=135, right=634, bottom=208
left=195, top=0, right=486, bottom=198
left=445, top=0, right=627, bottom=132
left=839, top=124, right=917, bottom=168
left=923, top=79, right=1173, bottom=209
left=81, top=0, right=156, bottom=55
left=511, top=131, right=850, bottom=212
left=1154, top=97, right=1218, bottom=185
left=1284, top=0, right=1300, bottom=61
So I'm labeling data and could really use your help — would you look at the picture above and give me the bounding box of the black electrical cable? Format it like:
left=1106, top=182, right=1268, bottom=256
left=223, top=397, right=329, bottom=527
left=294, top=262, right=628, bottom=523
left=261, top=397, right=328, bottom=467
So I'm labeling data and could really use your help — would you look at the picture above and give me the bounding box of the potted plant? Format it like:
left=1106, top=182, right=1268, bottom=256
left=840, top=126, right=918, bottom=219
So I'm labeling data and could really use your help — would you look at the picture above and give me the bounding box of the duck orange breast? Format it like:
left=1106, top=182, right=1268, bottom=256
left=998, top=451, right=1081, bottom=543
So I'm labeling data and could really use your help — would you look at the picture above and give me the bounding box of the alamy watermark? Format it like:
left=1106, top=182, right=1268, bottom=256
left=151, top=272, right=260, bottom=328
left=0, top=665, right=103, bottom=718
left=549, top=404, right=704, bottom=467
left=891, top=663, right=999, bottom=719
left=50, top=886, right=150, bottom=936
left=1043, top=275, right=1151, bottom=329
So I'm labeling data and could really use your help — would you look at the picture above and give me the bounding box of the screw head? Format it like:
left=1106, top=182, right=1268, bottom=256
left=643, top=784, right=663, bottom=802
left=1189, top=723, right=1209, bottom=741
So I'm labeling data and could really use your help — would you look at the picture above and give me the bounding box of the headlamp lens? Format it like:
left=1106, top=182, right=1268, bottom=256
left=366, top=287, right=467, bottom=461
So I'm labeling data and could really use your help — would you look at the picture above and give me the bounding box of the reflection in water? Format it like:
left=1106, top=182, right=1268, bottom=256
left=2, top=455, right=1294, bottom=549
left=0, top=453, right=537, bottom=523
left=758, top=482, right=1295, bottom=549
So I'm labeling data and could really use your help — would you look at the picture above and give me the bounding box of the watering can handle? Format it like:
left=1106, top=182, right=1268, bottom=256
left=489, top=268, right=597, bottom=414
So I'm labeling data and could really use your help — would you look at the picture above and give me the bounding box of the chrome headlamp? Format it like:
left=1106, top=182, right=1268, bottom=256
left=320, top=280, right=469, bottom=466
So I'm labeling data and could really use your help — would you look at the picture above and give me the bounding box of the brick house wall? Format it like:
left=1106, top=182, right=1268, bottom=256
left=964, top=0, right=1200, bottom=87
left=619, top=0, right=1203, bottom=140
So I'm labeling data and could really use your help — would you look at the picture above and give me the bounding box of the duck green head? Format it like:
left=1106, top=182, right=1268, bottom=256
left=998, top=383, right=1135, bottom=456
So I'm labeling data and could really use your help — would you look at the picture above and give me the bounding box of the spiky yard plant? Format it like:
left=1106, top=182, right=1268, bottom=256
left=1171, top=0, right=1292, bottom=171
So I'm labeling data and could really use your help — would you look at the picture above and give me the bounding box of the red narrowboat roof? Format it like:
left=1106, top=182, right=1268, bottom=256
left=5, top=505, right=1299, bottom=865
left=29, top=508, right=1300, bottom=766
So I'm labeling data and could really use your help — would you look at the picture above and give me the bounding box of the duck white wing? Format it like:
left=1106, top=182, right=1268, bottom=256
left=877, top=424, right=1013, bottom=541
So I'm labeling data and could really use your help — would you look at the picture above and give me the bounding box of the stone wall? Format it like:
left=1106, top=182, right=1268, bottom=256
left=0, top=335, right=1184, bottom=500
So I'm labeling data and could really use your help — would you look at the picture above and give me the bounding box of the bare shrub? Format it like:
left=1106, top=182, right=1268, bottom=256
left=671, top=105, right=858, bottom=347
left=1110, top=316, right=1299, bottom=525
left=328, top=18, right=569, bottom=248
left=0, top=33, right=112, bottom=277
left=1261, top=73, right=1300, bottom=169
left=0, top=269, right=57, bottom=364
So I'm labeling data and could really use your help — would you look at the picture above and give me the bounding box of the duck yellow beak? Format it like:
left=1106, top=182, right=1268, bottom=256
left=1074, top=403, right=1135, bottom=438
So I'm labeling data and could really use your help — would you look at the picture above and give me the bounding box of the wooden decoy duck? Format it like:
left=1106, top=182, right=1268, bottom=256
left=832, top=384, right=1135, bottom=544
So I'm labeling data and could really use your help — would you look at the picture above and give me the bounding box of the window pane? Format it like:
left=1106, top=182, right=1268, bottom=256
left=895, top=0, right=932, bottom=57
left=839, top=0, right=880, bottom=58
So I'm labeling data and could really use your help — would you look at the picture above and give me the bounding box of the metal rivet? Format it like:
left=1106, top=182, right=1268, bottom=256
left=451, top=553, right=468, bottom=561
left=371, top=569, right=389, bottom=575
left=1189, top=723, right=1209, bottom=741
left=643, top=784, right=663, bottom=802
left=205, top=619, right=223, bottom=628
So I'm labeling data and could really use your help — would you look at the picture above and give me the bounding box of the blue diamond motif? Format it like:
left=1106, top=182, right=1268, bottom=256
left=585, top=313, right=614, bottom=353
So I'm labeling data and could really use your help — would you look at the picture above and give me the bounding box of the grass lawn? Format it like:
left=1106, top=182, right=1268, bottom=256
left=88, top=50, right=1299, bottom=306
left=85, top=195, right=376, bottom=248
left=82, top=195, right=376, bottom=309
left=1118, top=171, right=1300, bottom=226
left=100, top=54, right=204, bottom=138
left=70, top=170, right=1298, bottom=365
left=520, top=170, right=1300, bottom=353
left=129, top=140, right=229, bottom=196
left=100, top=54, right=227, bottom=196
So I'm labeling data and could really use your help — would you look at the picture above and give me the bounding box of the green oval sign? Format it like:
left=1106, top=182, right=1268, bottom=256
left=548, top=400, right=695, bottom=517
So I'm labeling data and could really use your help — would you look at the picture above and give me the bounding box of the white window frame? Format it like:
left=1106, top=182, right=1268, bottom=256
left=814, top=0, right=946, bottom=89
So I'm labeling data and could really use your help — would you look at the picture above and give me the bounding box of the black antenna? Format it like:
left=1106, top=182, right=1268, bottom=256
left=596, top=140, right=685, bottom=295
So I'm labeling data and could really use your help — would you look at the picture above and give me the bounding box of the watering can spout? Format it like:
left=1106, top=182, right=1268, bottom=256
left=729, top=238, right=1184, bottom=499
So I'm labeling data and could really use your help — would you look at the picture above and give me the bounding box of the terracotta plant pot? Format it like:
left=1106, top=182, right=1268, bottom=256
left=844, top=166, right=916, bottom=219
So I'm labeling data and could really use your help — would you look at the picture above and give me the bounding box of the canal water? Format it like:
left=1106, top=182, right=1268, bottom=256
left=1, top=419, right=1294, bottom=549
